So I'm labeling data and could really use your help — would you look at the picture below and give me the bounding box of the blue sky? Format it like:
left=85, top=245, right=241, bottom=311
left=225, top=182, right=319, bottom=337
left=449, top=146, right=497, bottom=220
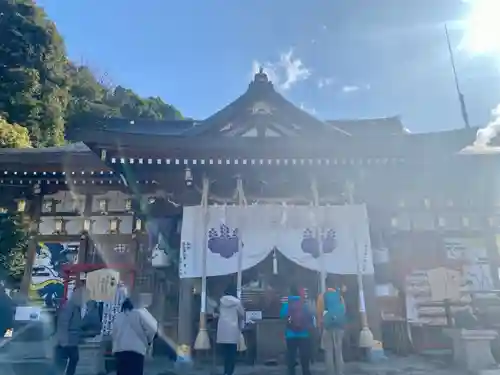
left=37, top=0, right=500, bottom=133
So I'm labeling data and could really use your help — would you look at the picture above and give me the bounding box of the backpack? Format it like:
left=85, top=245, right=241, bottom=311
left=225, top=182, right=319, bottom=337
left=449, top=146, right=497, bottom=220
left=287, top=299, right=311, bottom=332
left=322, top=290, right=346, bottom=330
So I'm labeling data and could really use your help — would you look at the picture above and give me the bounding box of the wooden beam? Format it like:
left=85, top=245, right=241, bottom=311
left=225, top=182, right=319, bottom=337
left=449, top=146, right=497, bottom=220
left=20, top=187, right=42, bottom=296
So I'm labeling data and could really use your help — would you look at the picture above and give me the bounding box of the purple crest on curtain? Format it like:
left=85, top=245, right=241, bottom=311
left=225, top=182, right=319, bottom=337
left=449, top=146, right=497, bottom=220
left=208, top=224, right=239, bottom=259
left=301, top=228, right=337, bottom=258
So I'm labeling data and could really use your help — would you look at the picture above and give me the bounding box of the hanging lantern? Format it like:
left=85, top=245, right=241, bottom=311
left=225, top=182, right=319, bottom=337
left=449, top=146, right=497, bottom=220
left=109, top=217, right=120, bottom=234
left=83, top=218, right=92, bottom=233
left=185, top=167, right=193, bottom=187
left=98, top=199, right=108, bottom=214
left=16, top=198, right=26, bottom=212
left=134, top=218, right=143, bottom=232
left=43, top=199, right=54, bottom=212
left=125, top=198, right=133, bottom=212
left=54, top=218, right=66, bottom=234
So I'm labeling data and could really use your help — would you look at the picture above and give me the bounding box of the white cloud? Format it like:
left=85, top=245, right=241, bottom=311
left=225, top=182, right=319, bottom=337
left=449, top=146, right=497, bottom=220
left=342, top=84, right=370, bottom=93
left=251, top=49, right=311, bottom=91
left=299, top=102, right=317, bottom=115
left=342, top=85, right=360, bottom=93
left=317, top=77, right=335, bottom=89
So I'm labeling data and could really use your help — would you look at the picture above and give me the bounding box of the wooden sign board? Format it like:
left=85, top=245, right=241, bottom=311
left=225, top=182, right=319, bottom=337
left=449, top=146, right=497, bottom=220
left=427, top=267, right=461, bottom=302
left=85, top=269, right=119, bottom=302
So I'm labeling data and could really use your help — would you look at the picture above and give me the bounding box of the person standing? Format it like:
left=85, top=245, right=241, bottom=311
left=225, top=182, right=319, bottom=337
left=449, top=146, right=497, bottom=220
left=280, top=285, right=314, bottom=375
left=0, top=286, right=13, bottom=338
left=112, top=298, right=157, bottom=375
left=54, top=287, right=84, bottom=375
left=317, top=284, right=346, bottom=375
left=216, top=284, right=245, bottom=375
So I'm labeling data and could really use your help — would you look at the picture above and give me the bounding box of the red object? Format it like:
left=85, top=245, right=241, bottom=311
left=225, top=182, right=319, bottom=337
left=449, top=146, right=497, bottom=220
left=61, top=263, right=135, bottom=304
left=299, top=287, right=306, bottom=300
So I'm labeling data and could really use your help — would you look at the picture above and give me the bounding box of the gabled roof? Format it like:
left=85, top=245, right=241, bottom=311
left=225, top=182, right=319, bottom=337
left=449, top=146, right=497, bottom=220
left=69, top=69, right=350, bottom=142
left=186, top=68, right=350, bottom=137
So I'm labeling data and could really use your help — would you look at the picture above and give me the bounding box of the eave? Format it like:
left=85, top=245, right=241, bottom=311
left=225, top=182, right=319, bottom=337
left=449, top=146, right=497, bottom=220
left=76, top=126, right=478, bottom=161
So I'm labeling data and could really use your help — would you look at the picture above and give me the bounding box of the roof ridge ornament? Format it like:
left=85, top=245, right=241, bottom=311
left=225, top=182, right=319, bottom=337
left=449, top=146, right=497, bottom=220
left=253, top=66, right=269, bottom=84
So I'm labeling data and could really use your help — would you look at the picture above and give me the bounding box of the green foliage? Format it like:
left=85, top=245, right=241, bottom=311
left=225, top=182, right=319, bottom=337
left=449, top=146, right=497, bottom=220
left=0, top=117, right=32, bottom=148
left=0, top=0, right=184, bottom=147
left=0, top=0, right=68, bottom=147
left=0, top=212, right=29, bottom=284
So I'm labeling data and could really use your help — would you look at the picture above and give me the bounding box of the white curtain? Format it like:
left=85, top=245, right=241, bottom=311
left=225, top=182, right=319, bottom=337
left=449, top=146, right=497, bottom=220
left=179, top=204, right=373, bottom=278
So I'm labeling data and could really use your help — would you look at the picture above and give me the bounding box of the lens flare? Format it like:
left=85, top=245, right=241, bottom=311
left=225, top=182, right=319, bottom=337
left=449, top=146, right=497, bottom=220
left=461, top=0, right=500, bottom=55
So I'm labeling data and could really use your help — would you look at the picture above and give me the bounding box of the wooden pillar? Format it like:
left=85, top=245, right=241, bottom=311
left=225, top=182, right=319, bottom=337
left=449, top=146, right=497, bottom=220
left=75, top=193, right=93, bottom=286
left=20, top=185, right=42, bottom=297
left=362, top=274, right=382, bottom=342
left=176, top=277, right=194, bottom=365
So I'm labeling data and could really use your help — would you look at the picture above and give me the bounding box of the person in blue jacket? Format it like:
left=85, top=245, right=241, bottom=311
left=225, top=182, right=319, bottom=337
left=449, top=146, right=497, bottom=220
left=280, top=285, right=314, bottom=375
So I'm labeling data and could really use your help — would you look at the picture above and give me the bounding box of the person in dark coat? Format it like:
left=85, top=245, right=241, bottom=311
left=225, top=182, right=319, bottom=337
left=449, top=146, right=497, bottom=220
left=0, top=286, right=13, bottom=337
left=54, top=287, right=84, bottom=375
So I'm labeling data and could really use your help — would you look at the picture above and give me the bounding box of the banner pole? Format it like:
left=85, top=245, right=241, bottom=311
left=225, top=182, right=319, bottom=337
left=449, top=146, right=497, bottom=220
left=194, top=176, right=211, bottom=350
left=311, top=177, right=326, bottom=294
left=346, top=181, right=374, bottom=349
left=235, top=176, right=247, bottom=352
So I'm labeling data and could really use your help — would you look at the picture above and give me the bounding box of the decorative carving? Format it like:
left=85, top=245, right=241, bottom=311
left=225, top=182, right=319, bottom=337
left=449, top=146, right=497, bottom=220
left=250, top=101, right=273, bottom=115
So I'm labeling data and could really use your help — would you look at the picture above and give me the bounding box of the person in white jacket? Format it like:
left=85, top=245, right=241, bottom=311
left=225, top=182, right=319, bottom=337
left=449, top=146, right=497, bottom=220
left=112, top=298, right=157, bottom=375
left=216, top=284, right=245, bottom=375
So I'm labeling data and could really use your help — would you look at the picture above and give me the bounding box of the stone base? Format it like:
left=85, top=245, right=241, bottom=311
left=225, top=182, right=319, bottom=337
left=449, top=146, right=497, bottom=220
left=444, top=329, right=498, bottom=372
left=478, top=369, right=500, bottom=375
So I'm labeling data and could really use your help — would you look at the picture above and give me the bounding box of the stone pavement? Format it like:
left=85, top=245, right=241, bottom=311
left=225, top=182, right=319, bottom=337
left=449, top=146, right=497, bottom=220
left=0, top=355, right=473, bottom=375
left=0, top=346, right=474, bottom=375
left=147, top=355, right=467, bottom=375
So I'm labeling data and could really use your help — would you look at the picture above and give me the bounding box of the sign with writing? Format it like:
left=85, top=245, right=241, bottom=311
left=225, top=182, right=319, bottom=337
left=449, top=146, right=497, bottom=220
left=245, top=310, right=262, bottom=323
left=15, top=306, right=41, bottom=321
left=86, top=269, right=119, bottom=301
left=405, top=267, right=465, bottom=325
left=427, top=267, right=461, bottom=301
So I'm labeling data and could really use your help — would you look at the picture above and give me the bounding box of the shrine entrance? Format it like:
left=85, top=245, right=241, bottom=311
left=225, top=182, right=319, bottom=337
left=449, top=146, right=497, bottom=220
left=181, top=202, right=374, bottom=363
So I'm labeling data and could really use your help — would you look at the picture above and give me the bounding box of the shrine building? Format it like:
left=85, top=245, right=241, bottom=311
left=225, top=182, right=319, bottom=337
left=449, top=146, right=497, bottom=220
left=1, top=69, right=499, bottom=360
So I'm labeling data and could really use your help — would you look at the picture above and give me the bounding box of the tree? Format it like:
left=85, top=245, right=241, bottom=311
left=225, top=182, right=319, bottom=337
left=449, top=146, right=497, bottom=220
left=0, top=0, right=69, bottom=147
left=104, top=86, right=183, bottom=120
left=0, top=212, right=29, bottom=284
left=0, top=117, right=32, bottom=148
